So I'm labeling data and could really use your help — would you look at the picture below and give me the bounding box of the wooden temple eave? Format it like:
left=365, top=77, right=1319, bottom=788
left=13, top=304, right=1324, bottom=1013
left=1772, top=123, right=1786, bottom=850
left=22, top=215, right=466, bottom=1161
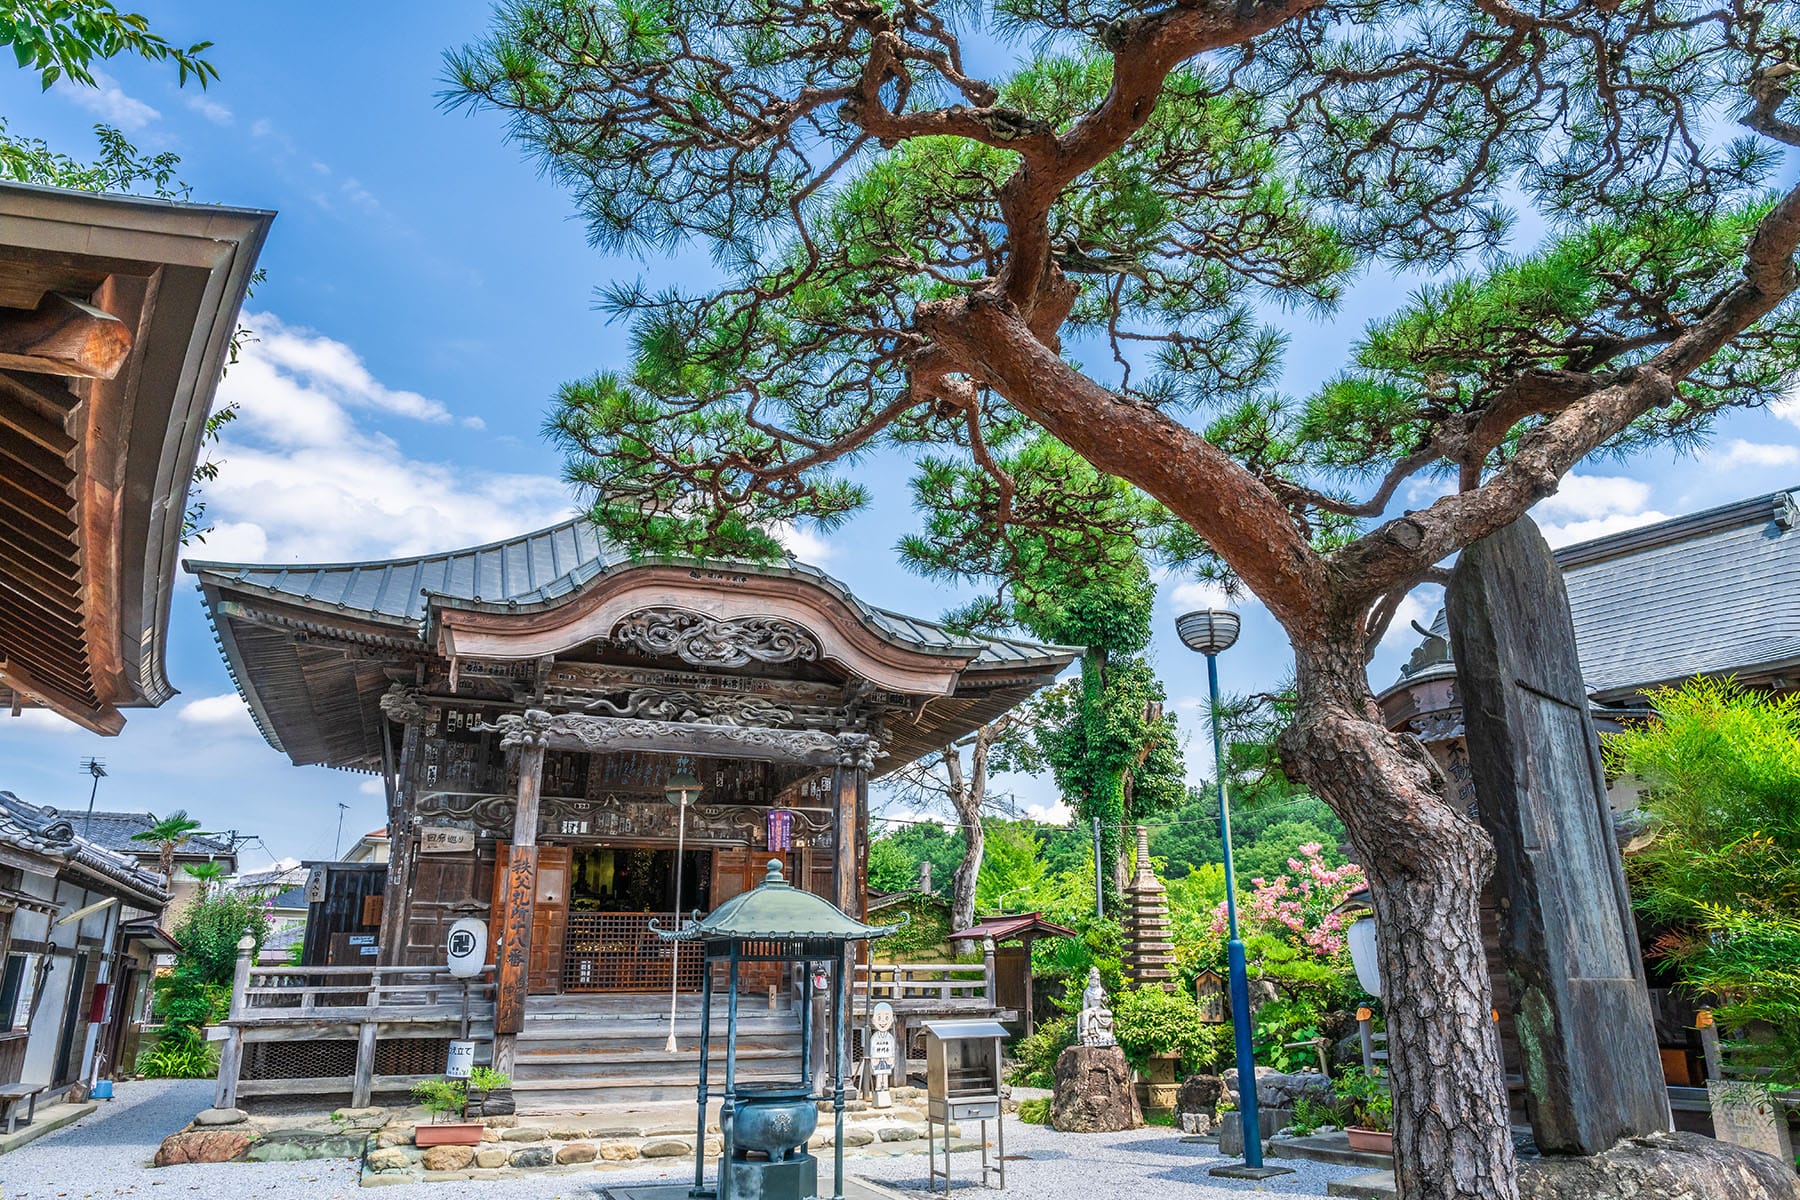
left=0, top=184, right=272, bottom=733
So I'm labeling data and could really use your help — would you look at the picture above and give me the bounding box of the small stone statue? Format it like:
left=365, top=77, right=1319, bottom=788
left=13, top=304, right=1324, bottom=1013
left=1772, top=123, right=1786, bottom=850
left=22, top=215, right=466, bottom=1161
left=1079, top=967, right=1117, bottom=1047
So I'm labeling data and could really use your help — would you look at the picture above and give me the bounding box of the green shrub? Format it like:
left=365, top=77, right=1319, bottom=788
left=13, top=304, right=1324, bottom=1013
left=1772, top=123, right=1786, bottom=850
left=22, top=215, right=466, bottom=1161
left=1114, top=985, right=1225, bottom=1075
left=411, top=1078, right=468, bottom=1122
left=135, top=1032, right=219, bottom=1079
left=1334, top=1067, right=1392, bottom=1132
left=1017, top=1097, right=1051, bottom=1125
left=1008, top=1014, right=1074, bottom=1088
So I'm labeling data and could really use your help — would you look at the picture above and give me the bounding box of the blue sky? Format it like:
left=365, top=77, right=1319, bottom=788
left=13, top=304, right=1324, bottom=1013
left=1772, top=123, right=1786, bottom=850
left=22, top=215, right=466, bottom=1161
left=2, top=2, right=1798, bottom=870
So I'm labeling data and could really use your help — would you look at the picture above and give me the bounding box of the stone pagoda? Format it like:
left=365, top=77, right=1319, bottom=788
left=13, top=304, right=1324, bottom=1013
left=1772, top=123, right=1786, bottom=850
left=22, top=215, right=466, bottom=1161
left=1124, top=825, right=1177, bottom=990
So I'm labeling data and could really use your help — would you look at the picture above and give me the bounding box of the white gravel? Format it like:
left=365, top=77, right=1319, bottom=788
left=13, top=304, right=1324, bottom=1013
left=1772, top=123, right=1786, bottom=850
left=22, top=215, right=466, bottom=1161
left=0, top=1081, right=1358, bottom=1199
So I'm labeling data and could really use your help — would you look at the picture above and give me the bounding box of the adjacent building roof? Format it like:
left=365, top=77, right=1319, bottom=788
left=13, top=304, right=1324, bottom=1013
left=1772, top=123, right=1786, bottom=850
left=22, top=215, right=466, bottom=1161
left=0, top=790, right=168, bottom=909
left=948, top=912, right=1078, bottom=944
left=0, top=183, right=273, bottom=733
left=1385, top=488, right=1800, bottom=704
left=76, top=810, right=236, bottom=862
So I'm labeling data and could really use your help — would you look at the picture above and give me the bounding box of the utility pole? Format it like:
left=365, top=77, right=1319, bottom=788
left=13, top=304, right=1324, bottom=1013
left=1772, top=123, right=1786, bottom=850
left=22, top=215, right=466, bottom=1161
left=334, top=803, right=350, bottom=859
left=78, top=759, right=106, bottom=836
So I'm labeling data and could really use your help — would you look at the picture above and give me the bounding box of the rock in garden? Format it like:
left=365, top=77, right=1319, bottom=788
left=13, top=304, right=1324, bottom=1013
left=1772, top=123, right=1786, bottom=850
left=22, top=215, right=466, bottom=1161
left=1179, top=1112, right=1212, bottom=1135
left=838, top=1126, right=876, bottom=1147
left=501, top=1126, right=547, bottom=1141
left=365, top=1147, right=411, bottom=1172
left=1224, top=1066, right=1332, bottom=1110
left=475, top=1148, right=510, bottom=1168
left=510, top=1144, right=556, bottom=1168
left=1176, top=1074, right=1224, bottom=1118
left=1518, top=1131, right=1800, bottom=1200
left=599, top=1142, right=640, bottom=1161
left=193, top=1107, right=249, bottom=1127
left=421, top=1144, right=476, bottom=1172
left=641, top=1138, right=693, bottom=1158
left=557, top=1142, right=597, bottom=1164
left=154, top=1129, right=256, bottom=1165
left=1050, top=1045, right=1142, bottom=1133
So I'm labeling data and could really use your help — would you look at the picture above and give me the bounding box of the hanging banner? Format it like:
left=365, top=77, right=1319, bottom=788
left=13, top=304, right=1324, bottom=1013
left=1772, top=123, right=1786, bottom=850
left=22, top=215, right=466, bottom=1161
left=767, top=808, right=793, bottom=852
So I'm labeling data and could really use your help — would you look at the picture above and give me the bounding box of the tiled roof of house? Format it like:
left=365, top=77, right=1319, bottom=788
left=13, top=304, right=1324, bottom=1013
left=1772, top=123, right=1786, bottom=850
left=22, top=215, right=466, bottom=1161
left=1389, top=488, right=1800, bottom=701
left=77, top=811, right=236, bottom=860
left=0, top=791, right=169, bottom=907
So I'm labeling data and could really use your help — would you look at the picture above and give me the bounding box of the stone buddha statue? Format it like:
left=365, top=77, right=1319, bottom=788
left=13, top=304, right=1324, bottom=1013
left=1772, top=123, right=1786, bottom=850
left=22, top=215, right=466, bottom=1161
left=1079, top=967, right=1117, bottom=1047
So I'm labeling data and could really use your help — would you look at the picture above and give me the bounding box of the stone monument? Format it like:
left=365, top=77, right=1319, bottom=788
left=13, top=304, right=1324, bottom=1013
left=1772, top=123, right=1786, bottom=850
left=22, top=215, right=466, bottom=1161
left=1447, top=516, right=1670, bottom=1153
left=1052, top=970, right=1140, bottom=1132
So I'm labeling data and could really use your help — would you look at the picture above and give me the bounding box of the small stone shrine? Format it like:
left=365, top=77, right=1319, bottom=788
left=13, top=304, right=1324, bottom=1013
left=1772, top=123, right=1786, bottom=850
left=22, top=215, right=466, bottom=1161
left=1123, top=826, right=1177, bottom=991
left=1050, top=970, right=1140, bottom=1133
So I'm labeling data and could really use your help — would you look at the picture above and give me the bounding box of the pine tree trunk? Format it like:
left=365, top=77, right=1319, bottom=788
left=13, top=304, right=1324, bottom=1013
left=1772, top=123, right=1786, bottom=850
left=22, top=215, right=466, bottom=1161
left=1281, top=641, right=1519, bottom=1200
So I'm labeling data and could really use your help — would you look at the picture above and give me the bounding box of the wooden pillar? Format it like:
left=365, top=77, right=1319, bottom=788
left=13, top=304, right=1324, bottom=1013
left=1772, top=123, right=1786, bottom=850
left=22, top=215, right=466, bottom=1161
left=352, top=1020, right=379, bottom=1107
left=215, top=934, right=255, bottom=1110
left=832, top=734, right=873, bottom=919
left=377, top=689, right=428, bottom=968
left=491, top=716, right=550, bottom=1076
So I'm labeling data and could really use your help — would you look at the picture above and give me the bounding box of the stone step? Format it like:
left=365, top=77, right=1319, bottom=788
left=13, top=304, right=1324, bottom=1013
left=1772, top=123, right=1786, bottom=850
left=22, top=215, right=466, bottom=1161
left=1327, top=1170, right=1396, bottom=1199
left=1269, top=1132, right=1394, bottom=1170
left=515, top=1047, right=802, bottom=1081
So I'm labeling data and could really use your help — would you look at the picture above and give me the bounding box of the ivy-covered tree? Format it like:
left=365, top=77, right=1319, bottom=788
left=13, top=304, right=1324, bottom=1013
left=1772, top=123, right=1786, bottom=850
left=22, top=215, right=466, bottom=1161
left=902, top=436, right=1185, bottom=906
left=451, top=5, right=1800, bottom=1195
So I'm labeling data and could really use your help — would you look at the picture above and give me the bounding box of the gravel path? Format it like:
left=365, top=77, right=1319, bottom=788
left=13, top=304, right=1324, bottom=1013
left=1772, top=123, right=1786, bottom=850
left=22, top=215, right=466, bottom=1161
left=0, top=1082, right=1358, bottom=1199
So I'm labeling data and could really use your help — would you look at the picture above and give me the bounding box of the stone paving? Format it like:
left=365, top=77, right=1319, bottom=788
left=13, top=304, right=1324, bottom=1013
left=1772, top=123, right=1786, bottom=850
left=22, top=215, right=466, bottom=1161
left=0, top=1078, right=1364, bottom=1198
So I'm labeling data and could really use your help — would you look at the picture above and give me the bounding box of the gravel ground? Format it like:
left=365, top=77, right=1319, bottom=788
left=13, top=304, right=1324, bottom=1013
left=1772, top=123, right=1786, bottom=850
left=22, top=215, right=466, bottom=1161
left=0, top=1081, right=1359, bottom=1200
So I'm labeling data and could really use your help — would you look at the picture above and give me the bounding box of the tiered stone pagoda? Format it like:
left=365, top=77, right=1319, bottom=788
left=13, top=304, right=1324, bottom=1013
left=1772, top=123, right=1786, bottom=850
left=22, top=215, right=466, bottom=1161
left=1123, top=825, right=1176, bottom=990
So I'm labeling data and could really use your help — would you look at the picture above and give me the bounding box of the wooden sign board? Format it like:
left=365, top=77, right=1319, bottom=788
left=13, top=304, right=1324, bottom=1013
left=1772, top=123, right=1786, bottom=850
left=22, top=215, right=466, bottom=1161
left=421, top=826, right=476, bottom=854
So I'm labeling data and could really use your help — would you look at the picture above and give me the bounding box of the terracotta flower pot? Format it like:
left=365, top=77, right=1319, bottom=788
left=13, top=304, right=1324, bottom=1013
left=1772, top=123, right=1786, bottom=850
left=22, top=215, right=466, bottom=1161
left=1345, top=1126, right=1393, bottom=1154
left=415, top=1122, right=485, bottom=1147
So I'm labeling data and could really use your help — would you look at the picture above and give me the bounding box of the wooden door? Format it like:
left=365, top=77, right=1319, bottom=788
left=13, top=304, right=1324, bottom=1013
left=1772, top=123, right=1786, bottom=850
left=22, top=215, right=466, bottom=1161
left=531, top=847, right=570, bottom=993
left=490, top=844, right=572, bottom=994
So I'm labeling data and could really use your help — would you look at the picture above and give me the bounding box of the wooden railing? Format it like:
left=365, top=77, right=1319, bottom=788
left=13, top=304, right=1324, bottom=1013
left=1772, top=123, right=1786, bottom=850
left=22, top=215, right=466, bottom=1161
left=237, top=965, right=495, bottom=1022
left=854, top=961, right=992, bottom=1006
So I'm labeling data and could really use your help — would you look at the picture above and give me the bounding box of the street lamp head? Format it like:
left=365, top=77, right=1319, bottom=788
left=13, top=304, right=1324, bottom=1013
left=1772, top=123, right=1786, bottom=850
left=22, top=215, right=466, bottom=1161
left=1175, top=609, right=1241, bottom=656
left=663, top=768, right=703, bottom=805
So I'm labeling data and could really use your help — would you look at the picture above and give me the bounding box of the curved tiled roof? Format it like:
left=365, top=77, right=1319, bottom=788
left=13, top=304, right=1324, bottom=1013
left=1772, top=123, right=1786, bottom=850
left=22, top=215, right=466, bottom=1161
left=0, top=791, right=169, bottom=907
left=1387, top=488, right=1800, bottom=701
left=186, top=517, right=1075, bottom=670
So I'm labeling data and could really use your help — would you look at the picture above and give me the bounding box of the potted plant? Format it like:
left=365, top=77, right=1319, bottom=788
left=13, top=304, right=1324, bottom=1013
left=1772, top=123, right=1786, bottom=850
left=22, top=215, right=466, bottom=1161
left=411, top=1077, right=485, bottom=1146
left=1335, top=1067, right=1393, bottom=1154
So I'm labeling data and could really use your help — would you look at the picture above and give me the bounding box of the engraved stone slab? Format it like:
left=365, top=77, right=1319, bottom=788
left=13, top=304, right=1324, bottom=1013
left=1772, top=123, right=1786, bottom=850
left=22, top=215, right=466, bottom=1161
left=1709, top=1081, right=1797, bottom=1166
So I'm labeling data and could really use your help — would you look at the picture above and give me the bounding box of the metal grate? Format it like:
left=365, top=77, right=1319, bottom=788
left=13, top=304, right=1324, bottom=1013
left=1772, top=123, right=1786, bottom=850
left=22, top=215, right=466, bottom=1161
left=375, top=1037, right=452, bottom=1076
left=242, top=1038, right=357, bottom=1080
left=563, top=913, right=703, bottom=993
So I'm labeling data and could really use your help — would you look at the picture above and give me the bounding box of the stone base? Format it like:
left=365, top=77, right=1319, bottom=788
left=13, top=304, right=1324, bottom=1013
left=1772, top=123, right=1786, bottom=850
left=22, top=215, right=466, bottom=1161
left=1518, top=1131, right=1800, bottom=1200
left=722, top=1151, right=817, bottom=1200
left=1050, top=1045, right=1142, bottom=1133
left=1217, top=1108, right=1289, bottom=1158
left=1209, top=1162, right=1296, bottom=1180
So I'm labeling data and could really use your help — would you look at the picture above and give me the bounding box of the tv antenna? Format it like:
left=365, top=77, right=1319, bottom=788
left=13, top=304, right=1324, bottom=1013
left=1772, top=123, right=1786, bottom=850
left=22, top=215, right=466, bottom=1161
left=78, top=759, right=106, bottom=836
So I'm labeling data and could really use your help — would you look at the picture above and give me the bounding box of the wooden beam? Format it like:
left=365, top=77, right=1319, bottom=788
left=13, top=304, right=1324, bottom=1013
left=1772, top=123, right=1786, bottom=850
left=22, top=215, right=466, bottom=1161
left=0, top=367, right=81, bottom=425
left=0, top=292, right=132, bottom=379
left=0, top=659, right=118, bottom=735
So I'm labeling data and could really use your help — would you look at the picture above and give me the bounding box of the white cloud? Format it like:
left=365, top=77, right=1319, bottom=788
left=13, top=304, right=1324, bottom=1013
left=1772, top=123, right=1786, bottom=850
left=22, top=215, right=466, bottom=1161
left=1378, top=586, right=1437, bottom=654
left=205, top=311, right=572, bottom=563
left=1, top=709, right=84, bottom=735
left=462, top=416, right=487, bottom=431
left=178, top=693, right=256, bottom=732
left=1775, top=383, right=1800, bottom=430
left=359, top=778, right=386, bottom=797
left=1711, top=439, right=1800, bottom=469
left=186, top=94, right=233, bottom=125
left=773, top=523, right=834, bottom=564
left=60, top=71, right=159, bottom=130
left=1168, top=579, right=1233, bottom=613
left=1024, top=799, right=1072, bottom=824
left=243, top=313, right=452, bottom=425
left=1530, top=473, right=1668, bottom=548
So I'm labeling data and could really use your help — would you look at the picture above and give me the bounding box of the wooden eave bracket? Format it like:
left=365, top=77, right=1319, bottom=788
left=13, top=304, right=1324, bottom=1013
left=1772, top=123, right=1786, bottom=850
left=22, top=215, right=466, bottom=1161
left=0, top=291, right=133, bottom=379
left=0, top=657, right=125, bottom=735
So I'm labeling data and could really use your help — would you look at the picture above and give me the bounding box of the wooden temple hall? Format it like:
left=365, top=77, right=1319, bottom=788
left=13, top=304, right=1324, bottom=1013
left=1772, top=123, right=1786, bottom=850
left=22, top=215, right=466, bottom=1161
left=188, top=520, right=1074, bottom=1106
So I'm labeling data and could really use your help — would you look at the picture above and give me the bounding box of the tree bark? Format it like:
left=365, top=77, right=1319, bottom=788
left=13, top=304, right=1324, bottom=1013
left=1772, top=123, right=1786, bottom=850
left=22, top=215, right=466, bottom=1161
left=1280, top=637, right=1519, bottom=1200
left=947, top=736, right=987, bottom=956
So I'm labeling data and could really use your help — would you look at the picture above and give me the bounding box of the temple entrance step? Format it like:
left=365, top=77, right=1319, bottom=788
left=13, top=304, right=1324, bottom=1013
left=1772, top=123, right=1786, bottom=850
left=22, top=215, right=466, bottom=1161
left=514, top=1046, right=801, bottom=1082
left=511, top=1053, right=806, bottom=1110
left=516, top=1021, right=801, bottom=1057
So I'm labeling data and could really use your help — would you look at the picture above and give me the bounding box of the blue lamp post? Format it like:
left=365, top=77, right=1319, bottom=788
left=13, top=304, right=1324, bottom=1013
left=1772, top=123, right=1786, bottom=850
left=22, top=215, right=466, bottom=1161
left=1175, top=609, right=1292, bottom=1180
